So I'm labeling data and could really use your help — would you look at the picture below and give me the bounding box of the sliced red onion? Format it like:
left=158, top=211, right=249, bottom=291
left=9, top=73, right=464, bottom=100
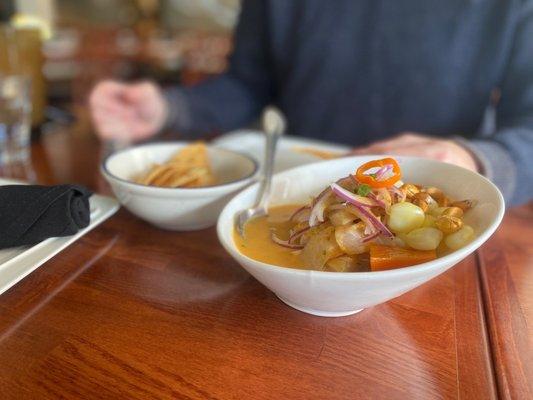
left=330, top=183, right=394, bottom=238
left=345, top=203, right=394, bottom=239
left=330, top=183, right=380, bottom=208
left=362, top=231, right=381, bottom=243
left=309, top=188, right=332, bottom=227
left=331, top=183, right=393, bottom=237
left=271, top=231, right=304, bottom=249
left=368, top=192, right=387, bottom=209
left=327, top=203, right=347, bottom=212
left=290, top=205, right=311, bottom=222
left=375, top=164, right=393, bottom=180
left=288, top=225, right=312, bottom=244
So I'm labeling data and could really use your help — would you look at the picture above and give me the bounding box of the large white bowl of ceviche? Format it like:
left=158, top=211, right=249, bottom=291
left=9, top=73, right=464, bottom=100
left=217, top=156, right=505, bottom=317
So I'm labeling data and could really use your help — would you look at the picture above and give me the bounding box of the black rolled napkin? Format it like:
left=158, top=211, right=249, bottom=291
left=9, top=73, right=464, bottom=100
left=0, top=184, right=92, bottom=249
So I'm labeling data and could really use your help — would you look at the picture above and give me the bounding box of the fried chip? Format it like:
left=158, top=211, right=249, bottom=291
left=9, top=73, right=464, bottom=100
left=135, top=142, right=216, bottom=188
left=137, top=163, right=165, bottom=185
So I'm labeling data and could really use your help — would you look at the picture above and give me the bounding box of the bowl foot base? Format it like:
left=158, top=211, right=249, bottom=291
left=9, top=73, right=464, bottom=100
left=276, top=295, right=364, bottom=317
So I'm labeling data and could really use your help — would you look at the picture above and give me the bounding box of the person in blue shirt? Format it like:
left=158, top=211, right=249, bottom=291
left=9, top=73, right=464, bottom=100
left=90, top=0, right=533, bottom=206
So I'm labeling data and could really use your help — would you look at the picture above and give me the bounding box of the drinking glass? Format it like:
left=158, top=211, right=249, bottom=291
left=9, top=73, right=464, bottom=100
left=0, top=75, right=34, bottom=179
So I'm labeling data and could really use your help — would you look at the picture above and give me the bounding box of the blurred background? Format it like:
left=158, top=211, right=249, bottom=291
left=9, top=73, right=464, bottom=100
left=2, top=0, right=529, bottom=206
left=0, top=0, right=238, bottom=137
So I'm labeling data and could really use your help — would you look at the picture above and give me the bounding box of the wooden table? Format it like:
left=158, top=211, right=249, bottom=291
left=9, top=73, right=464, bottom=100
left=0, top=130, right=531, bottom=399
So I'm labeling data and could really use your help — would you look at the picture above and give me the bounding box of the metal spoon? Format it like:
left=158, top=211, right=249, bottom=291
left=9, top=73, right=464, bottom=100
left=235, top=107, right=285, bottom=236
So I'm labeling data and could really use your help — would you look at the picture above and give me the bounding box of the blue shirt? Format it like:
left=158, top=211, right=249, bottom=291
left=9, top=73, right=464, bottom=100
left=164, top=0, right=533, bottom=206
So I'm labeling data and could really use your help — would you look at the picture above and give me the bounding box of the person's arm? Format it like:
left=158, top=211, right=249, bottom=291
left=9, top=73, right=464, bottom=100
left=461, top=1, right=533, bottom=206
left=163, top=0, right=273, bottom=136
left=352, top=2, right=533, bottom=206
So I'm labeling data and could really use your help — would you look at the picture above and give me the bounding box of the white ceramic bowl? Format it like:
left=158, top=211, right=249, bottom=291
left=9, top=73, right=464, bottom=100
left=102, top=142, right=258, bottom=231
left=217, top=156, right=505, bottom=317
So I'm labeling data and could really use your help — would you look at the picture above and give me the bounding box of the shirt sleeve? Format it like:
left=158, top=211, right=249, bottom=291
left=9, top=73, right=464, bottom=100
left=463, top=0, right=533, bottom=206
left=163, top=0, right=273, bottom=137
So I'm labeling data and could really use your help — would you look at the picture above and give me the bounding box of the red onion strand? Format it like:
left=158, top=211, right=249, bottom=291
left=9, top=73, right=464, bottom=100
left=330, top=183, right=380, bottom=208
left=309, top=188, right=332, bottom=227
left=331, top=183, right=394, bottom=238
left=375, top=164, right=393, bottom=180
left=289, top=205, right=310, bottom=222
left=288, top=225, right=312, bottom=244
left=368, top=192, right=387, bottom=208
left=362, top=231, right=381, bottom=243
left=271, top=231, right=304, bottom=249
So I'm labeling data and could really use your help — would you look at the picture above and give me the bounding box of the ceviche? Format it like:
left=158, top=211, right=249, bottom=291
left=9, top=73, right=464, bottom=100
left=234, top=158, right=477, bottom=272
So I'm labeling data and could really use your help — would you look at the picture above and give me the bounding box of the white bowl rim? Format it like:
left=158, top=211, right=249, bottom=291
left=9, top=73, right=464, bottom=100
left=217, top=155, right=506, bottom=279
left=101, top=141, right=259, bottom=193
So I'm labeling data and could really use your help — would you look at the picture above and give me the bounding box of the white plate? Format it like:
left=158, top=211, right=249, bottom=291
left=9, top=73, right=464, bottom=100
left=213, top=130, right=350, bottom=172
left=0, top=179, right=119, bottom=296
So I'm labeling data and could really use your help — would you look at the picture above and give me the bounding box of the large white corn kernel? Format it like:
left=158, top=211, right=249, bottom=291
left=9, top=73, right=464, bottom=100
left=405, top=227, right=443, bottom=250
left=388, top=202, right=425, bottom=233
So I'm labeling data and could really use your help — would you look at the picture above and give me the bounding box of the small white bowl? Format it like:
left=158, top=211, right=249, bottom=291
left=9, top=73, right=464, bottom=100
left=102, top=142, right=258, bottom=231
left=217, top=156, right=505, bottom=317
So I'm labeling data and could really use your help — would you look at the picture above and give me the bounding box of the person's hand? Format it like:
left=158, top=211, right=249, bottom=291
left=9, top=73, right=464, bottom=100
left=89, top=80, right=168, bottom=142
left=350, top=133, right=479, bottom=172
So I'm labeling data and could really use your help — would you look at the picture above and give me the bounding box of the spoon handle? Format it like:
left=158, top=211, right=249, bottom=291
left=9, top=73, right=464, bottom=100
left=255, top=107, right=285, bottom=209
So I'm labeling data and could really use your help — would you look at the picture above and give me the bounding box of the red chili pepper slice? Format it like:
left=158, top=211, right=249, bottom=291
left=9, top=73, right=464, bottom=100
left=355, top=158, right=402, bottom=188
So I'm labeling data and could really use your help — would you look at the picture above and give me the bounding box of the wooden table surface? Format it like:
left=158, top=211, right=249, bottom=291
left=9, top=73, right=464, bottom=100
left=479, top=205, right=533, bottom=399
left=0, top=130, right=531, bottom=400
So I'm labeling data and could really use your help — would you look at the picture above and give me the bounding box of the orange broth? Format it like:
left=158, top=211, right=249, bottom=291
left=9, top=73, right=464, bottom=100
left=233, top=204, right=306, bottom=269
